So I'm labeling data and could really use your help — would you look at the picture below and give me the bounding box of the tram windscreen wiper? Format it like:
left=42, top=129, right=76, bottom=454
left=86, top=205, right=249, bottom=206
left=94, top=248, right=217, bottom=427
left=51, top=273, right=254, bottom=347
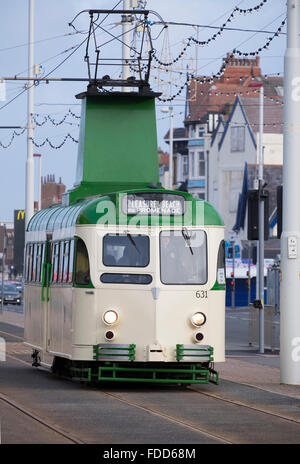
left=182, top=228, right=194, bottom=255
left=127, top=234, right=140, bottom=254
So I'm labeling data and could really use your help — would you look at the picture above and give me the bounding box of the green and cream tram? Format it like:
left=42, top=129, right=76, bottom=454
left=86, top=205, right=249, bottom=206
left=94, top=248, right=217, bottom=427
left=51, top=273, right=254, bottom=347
left=24, top=72, right=225, bottom=385
left=24, top=189, right=225, bottom=384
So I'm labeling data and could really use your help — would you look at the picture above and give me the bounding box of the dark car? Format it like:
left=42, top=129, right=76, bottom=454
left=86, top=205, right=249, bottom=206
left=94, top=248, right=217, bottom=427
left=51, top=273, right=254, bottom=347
left=0, top=283, right=22, bottom=305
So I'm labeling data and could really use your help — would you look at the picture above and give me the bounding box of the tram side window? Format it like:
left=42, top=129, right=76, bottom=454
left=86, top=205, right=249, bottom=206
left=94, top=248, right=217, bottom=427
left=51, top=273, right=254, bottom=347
left=36, top=244, right=42, bottom=282
left=75, top=238, right=90, bottom=285
left=52, top=243, right=60, bottom=283
left=25, top=244, right=32, bottom=282
left=63, top=241, right=69, bottom=282
left=216, top=240, right=226, bottom=285
left=32, top=244, right=37, bottom=281
left=59, top=241, right=65, bottom=282
left=68, top=240, right=74, bottom=283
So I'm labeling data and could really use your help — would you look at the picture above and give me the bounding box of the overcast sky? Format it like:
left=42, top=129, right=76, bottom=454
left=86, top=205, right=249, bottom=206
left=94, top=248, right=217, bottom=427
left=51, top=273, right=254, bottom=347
left=0, top=0, right=286, bottom=220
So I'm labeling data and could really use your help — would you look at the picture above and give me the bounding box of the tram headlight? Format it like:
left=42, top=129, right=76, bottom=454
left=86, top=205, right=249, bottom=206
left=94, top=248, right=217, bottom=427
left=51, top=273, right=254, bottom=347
left=191, top=312, right=206, bottom=327
left=103, top=310, right=118, bottom=326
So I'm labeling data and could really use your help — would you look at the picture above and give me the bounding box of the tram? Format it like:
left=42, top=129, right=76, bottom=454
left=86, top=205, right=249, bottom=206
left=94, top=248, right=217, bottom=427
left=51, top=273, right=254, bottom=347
left=24, top=77, right=225, bottom=385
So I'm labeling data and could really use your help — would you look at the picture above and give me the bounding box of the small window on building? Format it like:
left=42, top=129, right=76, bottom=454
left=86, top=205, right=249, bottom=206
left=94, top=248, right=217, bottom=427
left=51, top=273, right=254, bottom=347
left=198, top=126, right=205, bottom=138
left=182, top=155, right=189, bottom=176
left=208, top=113, right=218, bottom=133
left=198, top=151, right=205, bottom=177
left=190, top=125, right=196, bottom=138
left=75, top=238, right=90, bottom=285
left=231, top=126, right=245, bottom=152
left=190, top=152, right=195, bottom=178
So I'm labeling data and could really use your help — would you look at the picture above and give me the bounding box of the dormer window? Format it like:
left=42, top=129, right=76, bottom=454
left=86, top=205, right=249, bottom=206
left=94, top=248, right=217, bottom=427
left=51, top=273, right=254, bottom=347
left=208, top=113, right=219, bottom=133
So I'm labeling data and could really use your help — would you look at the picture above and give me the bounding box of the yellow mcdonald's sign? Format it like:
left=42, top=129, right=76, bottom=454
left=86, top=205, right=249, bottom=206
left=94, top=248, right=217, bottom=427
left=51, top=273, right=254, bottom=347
left=17, top=210, right=25, bottom=221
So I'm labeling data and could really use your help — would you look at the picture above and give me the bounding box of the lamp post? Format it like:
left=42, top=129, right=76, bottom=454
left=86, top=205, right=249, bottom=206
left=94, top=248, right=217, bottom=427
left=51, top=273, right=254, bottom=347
left=25, top=0, right=35, bottom=229
left=161, top=106, right=174, bottom=189
left=122, top=0, right=132, bottom=92
left=248, top=79, right=264, bottom=354
left=280, top=0, right=300, bottom=385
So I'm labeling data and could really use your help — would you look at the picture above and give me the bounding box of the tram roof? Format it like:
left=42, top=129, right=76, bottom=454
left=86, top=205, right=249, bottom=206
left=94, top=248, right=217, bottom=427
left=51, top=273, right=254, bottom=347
left=27, top=189, right=223, bottom=232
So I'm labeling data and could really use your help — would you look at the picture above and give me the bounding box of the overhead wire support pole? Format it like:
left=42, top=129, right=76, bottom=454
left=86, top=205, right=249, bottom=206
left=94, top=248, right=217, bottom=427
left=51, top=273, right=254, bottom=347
left=257, top=84, right=265, bottom=354
left=280, top=0, right=300, bottom=385
left=25, top=0, right=35, bottom=230
left=122, top=0, right=132, bottom=92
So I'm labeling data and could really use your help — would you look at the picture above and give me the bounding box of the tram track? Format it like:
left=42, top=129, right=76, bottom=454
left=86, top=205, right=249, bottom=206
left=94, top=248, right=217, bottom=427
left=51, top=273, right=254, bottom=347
left=4, top=352, right=232, bottom=444
left=188, top=387, right=300, bottom=426
left=95, top=384, right=300, bottom=444
left=2, top=326, right=299, bottom=444
left=0, top=391, right=85, bottom=444
left=95, top=388, right=233, bottom=444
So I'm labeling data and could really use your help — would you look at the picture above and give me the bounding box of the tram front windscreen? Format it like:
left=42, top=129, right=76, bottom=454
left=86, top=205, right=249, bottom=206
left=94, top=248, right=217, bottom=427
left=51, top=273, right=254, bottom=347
left=160, top=230, right=207, bottom=285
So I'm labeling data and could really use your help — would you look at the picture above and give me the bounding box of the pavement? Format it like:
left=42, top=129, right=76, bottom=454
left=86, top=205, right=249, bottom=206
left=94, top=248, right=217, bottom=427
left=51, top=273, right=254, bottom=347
left=1, top=305, right=300, bottom=400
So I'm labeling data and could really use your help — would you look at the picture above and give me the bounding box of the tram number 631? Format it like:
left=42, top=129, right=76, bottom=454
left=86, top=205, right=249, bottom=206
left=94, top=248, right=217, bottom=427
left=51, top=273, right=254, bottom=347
left=196, top=290, right=208, bottom=299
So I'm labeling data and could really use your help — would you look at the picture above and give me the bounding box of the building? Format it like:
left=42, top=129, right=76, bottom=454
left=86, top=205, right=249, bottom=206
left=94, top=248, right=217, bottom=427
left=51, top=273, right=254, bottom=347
left=0, top=221, right=14, bottom=278
left=41, top=175, right=66, bottom=209
left=165, top=54, right=283, bottom=203
left=209, top=94, right=283, bottom=257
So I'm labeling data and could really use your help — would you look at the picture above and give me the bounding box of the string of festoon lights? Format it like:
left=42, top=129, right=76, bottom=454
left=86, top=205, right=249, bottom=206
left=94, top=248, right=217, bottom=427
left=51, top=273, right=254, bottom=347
left=152, top=0, right=269, bottom=67
left=31, top=133, right=78, bottom=149
left=33, top=109, right=80, bottom=127
left=0, top=128, right=26, bottom=149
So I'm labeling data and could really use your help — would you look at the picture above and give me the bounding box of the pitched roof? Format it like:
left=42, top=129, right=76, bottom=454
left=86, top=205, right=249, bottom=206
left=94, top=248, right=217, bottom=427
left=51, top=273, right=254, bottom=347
left=217, top=97, right=257, bottom=151
left=240, top=96, right=283, bottom=134
left=164, top=127, right=188, bottom=140
left=185, top=54, right=283, bottom=125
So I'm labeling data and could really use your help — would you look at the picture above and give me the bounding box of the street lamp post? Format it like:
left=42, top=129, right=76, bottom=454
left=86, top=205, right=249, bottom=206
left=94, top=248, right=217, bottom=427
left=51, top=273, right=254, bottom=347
left=25, top=0, right=35, bottom=229
left=249, top=79, right=265, bottom=354
left=280, top=0, right=300, bottom=385
left=161, top=106, right=174, bottom=189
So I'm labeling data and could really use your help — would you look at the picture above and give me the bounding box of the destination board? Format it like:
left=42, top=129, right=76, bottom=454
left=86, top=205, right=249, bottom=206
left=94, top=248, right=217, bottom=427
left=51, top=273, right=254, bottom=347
left=122, top=193, right=185, bottom=216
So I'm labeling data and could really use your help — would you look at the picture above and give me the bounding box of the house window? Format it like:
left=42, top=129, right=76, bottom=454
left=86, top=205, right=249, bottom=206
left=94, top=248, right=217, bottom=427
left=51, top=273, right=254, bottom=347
left=231, top=126, right=245, bottom=152
left=182, top=155, right=189, bottom=176
left=189, top=125, right=196, bottom=138
left=198, top=126, right=205, bottom=138
left=198, top=151, right=205, bottom=177
left=208, top=113, right=219, bottom=133
left=190, top=152, right=195, bottom=177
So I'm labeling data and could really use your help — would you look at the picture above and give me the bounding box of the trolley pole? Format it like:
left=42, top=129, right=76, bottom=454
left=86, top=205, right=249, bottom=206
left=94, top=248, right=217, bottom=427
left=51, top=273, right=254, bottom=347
left=25, top=0, right=35, bottom=229
left=122, top=0, right=132, bottom=92
left=280, top=0, right=300, bottom=385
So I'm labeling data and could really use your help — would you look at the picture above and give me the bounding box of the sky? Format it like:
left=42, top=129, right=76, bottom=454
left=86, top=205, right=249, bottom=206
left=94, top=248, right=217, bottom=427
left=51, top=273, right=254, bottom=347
left=0, top=0, right=287, bottom=220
